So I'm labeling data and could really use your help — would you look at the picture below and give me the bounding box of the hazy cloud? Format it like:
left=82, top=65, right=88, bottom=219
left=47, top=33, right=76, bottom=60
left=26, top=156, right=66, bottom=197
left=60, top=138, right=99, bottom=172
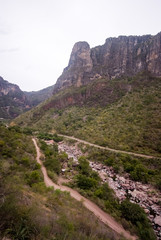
left=0, top=29, right=9, bottom=35
left=0, top=48, right=19, bottom=53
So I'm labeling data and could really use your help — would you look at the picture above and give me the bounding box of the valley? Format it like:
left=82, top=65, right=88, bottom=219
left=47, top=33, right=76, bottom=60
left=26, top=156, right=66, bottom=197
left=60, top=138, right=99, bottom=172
left=1, top=32, right=161, bottom=240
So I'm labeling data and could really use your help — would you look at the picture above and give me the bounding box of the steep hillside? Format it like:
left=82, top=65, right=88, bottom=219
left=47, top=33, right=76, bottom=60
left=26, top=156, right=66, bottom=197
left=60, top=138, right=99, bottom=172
left=0, top=76, right=30, bottom=119
left=14, top=73, right=161, bottom=156
left=0, top=123, right=120, bottom=240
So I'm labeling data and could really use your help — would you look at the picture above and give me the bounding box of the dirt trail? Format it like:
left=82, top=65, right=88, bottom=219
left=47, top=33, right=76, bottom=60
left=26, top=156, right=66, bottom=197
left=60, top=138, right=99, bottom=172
left=58, top=134, right=159, bottom=159
left=32, top=138, right=136, bottom=240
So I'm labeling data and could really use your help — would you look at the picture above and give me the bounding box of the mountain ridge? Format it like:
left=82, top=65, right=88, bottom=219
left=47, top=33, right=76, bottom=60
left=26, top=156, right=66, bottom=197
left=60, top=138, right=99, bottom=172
left=54, top=32, right=161, bottom=93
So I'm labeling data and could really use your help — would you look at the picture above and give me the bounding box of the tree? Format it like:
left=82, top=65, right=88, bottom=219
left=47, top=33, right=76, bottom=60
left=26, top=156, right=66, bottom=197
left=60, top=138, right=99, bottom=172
left=78, top=156, right=90, bottom=176
left=76, top=174, right=98, bottom=190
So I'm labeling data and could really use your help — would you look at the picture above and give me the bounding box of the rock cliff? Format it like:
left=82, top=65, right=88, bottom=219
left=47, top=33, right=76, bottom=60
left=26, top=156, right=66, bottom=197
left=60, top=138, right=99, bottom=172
left=54, top=32, right=161, bottom=93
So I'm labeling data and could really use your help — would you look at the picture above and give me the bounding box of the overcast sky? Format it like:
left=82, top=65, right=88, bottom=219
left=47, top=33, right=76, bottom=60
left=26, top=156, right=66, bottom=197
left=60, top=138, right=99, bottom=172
left=0, top=0, right=161, bottom=91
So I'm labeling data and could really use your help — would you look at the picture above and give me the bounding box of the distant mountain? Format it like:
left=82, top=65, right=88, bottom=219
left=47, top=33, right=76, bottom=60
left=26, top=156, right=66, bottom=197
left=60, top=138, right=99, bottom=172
left=0, top=76, right=55, bottom=119
left=24, top=85, right=54, bottom=107
left=0, top=76, right=30, bottom=119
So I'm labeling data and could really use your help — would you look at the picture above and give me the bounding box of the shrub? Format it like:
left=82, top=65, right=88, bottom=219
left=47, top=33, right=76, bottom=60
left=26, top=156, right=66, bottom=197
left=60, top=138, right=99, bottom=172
left=76, top=174, right=98, bottom=190
left=130, top=164, right=149, bottom=183
left=26, top=170, right=41, bottom=186
left=44, top=157, right=61, bottom=174
left=120, top=200, right=156, bottom=240
left=78, top=156, right=90, bottom=176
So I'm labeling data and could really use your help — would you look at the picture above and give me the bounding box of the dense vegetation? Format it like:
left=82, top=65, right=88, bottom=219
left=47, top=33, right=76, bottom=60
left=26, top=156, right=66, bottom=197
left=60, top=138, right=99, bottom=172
left=0, top=123, right=121, bottom=240
left=38, top=132, right=63, bottom=142
left=39, top=139, right=68, bottom=180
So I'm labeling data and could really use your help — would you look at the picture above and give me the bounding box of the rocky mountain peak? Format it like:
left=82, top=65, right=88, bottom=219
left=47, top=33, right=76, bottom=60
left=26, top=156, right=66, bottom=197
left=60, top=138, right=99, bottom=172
left=53, top=41, right=93, bottom=93
left=68, top=41, right=92, bottom=68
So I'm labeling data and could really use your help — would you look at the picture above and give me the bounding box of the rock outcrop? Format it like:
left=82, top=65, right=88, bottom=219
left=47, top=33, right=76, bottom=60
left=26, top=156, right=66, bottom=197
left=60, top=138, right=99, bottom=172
left=54, top=32, right=161, bottom=93
left=54, top=42, right=93, bottom=92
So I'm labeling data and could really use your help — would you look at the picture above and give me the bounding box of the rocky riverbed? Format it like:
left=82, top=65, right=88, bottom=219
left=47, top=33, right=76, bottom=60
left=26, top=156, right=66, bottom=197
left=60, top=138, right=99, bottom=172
left=90, top=162, right=161, bottom=239
left=58, top=141, right=161, bottom=239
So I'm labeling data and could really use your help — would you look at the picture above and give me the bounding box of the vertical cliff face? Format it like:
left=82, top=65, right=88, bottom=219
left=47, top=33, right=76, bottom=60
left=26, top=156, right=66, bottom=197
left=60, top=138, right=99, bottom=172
left=91, top=32, right=161, bottom=78
left=54, top=42, right=93, bottom=93
left=53, top=32, right=161, bottom=93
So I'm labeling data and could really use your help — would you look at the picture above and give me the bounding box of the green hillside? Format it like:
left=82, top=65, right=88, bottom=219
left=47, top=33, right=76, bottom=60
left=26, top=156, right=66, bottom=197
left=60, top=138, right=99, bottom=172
left=13, top=74, right=161, bottom=157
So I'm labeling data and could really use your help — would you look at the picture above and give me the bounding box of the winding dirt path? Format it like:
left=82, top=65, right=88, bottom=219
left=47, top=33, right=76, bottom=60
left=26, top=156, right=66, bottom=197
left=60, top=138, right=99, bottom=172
left=32, top=138, right=136, bottom=240
left=58, top=134, right=159, bottom=159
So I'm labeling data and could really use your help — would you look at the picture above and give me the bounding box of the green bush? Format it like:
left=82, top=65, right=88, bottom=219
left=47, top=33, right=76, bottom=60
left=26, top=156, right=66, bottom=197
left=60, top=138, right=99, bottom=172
left=130, top=164, right=149, bottom=183
left=156, top=177, right=161, bottom=190
left=120, top=200, right=156, bottom=240
left=44, top=157, right=61, bottom=174
left=78, top=156, right=91, bottom=175
left=76, top=174, right=98, bottom=190
left=26, top=170, right=41, bottom=186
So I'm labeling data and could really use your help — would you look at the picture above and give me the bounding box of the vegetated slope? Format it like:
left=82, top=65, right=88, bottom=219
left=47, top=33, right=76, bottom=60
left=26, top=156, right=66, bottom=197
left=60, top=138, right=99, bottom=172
left=0, top=76, right=30, bottom=119
left=13, top=73, right=161, bottom=157
left=0, top=123, right=120, bottom=240
left=24, top=84, right=54, bottom=107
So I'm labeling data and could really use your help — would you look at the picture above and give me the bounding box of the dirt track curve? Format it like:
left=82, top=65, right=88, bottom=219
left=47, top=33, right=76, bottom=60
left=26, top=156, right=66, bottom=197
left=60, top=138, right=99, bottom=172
left=58, top=134, right=159, bottom=159
left=32, top=138, right=136, bottom=240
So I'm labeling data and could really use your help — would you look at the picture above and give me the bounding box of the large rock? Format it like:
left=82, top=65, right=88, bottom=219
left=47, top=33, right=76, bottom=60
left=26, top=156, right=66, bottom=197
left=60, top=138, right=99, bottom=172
left=154, top=216, right=161, bottom=226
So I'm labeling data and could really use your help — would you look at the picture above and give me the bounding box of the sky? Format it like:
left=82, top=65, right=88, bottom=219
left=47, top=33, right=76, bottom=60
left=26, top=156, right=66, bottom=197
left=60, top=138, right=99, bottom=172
left=0, top=0, right=161, bottom=91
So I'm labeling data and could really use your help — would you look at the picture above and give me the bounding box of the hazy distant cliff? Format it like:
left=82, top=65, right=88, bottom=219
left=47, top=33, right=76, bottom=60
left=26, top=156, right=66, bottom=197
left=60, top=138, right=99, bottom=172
left=54, top=32, right=161, bottom=93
